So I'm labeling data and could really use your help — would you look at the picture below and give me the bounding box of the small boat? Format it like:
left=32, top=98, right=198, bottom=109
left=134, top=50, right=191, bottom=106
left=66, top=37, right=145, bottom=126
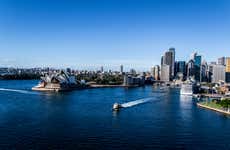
left=112, top=103, right=123, bottom=111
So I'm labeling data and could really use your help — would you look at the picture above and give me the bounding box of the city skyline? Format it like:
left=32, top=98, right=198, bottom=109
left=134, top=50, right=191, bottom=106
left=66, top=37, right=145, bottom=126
left=1, top=0, right=230, bottom=69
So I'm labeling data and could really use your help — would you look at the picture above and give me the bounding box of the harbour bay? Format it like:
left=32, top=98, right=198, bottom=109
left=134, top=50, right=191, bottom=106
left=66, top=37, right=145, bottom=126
left=0, top=80, right=230, bottom=149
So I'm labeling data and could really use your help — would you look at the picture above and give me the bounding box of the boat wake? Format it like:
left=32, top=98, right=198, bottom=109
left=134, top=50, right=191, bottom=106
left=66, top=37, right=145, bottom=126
left=0, top=88, right=36, bottom=95
left=121, top=97, right=155, bottom=108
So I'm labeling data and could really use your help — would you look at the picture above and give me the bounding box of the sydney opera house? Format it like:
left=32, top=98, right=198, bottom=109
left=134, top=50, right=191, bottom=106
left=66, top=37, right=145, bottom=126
left=32, top=71, right=85, bottom=91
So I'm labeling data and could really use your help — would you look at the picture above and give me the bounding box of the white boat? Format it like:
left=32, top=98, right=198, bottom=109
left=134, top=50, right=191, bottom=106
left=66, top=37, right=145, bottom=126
left=180, top=83, right=193, bottom=95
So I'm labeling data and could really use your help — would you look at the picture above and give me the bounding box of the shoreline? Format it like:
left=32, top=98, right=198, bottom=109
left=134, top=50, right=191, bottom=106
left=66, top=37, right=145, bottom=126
left=88, top=84, right=139, bottom=88
left=197, top=103, right=230, bottom=115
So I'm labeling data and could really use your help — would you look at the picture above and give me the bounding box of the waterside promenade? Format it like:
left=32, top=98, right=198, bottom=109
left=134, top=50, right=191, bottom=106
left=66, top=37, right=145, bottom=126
left=197, top=102, right=230, bottom=115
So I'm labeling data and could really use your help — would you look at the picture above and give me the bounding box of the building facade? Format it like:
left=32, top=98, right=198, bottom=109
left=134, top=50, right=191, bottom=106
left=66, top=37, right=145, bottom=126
left=218, top=57, right=225, bottom=66
left=212, top=65, right=226, bottom=83
left=161, top=65, right=170, bottom=82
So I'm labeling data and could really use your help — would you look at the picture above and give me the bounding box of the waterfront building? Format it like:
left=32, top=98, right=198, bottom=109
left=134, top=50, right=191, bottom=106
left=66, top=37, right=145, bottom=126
left=161, top=48, right=176, bottom=80
left=160, top=64, right=170, bottom=82
left=212, top=65, right=226, bottom=83
left=32, top=71, right=82, bottom=91
left=218, top=57, right=225, bottom=66
left=123, top=74, right=145, bottom=86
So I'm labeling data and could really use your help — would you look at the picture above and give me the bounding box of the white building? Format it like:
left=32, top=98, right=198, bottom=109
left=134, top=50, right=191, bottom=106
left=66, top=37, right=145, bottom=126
left=161, top=65, right=170, bottom=82
left=212, top=65, right=226, bottom=83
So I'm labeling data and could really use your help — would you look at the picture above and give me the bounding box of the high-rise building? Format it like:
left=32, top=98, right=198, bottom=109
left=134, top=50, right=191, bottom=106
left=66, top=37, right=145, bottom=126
left=151, top=67, right=155, bottom=76
left=120, top=65, right=123, bottom=73
left=192, top=53, right=202, bottom=81
left=175, top=61, right=186, bottom=75
left=207, top=63, right=214, bottom=83
left=161, top=56, right=164, bottom=65
left=161, top=48, right=175, bottom=80
left=161, top=65, right=170, bottom=82
left=201, top=61, right=208, bottom=82
left=169, top=47, right=176, bottom=77
left=226, top=57, right=230, bottom=72
left=218, top=57, right=225, bottom=66
left=226, top=57, right=230, bottom=83
left=212, top=65, right=226, bottom=83
left=100, top=66, right=104, bottom=72
left=187, top=59, right=195, bottom=78
left=153, top=65, right=160, bottom=80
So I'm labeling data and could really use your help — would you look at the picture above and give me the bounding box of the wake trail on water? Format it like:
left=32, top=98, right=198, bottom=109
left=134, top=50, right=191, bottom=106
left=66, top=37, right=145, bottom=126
left=121, top=97, right=159, bottom=108
left=0, top=88, right=37, bottom=95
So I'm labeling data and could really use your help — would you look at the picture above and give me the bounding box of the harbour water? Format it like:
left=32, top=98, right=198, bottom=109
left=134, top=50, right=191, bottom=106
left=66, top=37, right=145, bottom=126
left=0, top=80, right=230, bottom=149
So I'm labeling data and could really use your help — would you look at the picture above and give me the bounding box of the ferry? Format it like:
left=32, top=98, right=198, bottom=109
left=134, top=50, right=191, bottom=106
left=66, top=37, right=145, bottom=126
left=180, top=83, right=193, bottom=95
left=112, top=103, right=123, bottom=111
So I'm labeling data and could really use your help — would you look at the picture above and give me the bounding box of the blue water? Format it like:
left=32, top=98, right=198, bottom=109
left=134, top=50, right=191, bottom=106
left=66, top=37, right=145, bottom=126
left=0, top=80, right=230, bottom=149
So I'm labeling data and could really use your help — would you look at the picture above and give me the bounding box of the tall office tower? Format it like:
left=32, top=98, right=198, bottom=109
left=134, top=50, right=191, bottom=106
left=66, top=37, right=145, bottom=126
left=154, top=65, right=160, bottom=80
left=161, top=65, right=170, bottom=82
left=212, top=65, right=226, bottom=83
left=120, top=65, right=124, bottom=73
left=169, top=47, right=175, bottom=77
left=161, top=56, right=164, bottom=66
left=151, top=67, right=155, bottom=76
left=191, top=52, right=202, bottom=82
left=187, top=59, right=195, bottom=79
left=207, top=64, right=214, bottom=83
left=175, top=61, right=186, bottom=75
left=100, top=66, right=104, bottom=72
left=218, top=57, right=226, bottom=66
left=226, top=57, right=230, bottom=72
left=200, top=61, right=208, bottom=82
left=162, top=48, right=175, bottom=80
left=226, top=57, right=230, bottom=83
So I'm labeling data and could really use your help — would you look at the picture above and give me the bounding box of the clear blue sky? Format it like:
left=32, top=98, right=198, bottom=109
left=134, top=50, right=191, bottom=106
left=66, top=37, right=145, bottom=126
left=0, top=0, right=230, bottom=71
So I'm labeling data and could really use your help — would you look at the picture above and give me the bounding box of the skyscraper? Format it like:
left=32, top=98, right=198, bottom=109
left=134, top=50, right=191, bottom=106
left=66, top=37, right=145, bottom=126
left=153, top=65, right=160, bottom=80
left=161, top=65, right=170, bottom=82
left=226, top=57, right=230, bottom=72
left=161, top=48, right=176, bottom=80
left=218, top=57, right=225, bottom=66
left=169, top=47, right=176, bottom=78
left=175, top=61, right=186, bottom=75
left=120, top=65, right=123, bottom=73
left=100, top=66, right=104, bottom=72
left=212, top=65, right=226, bottom=83
left=192, top=52, right=202, bottom=81
left=187, top=59, right=195, bottom=78
left=226, top=57, right=230, bottom=83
